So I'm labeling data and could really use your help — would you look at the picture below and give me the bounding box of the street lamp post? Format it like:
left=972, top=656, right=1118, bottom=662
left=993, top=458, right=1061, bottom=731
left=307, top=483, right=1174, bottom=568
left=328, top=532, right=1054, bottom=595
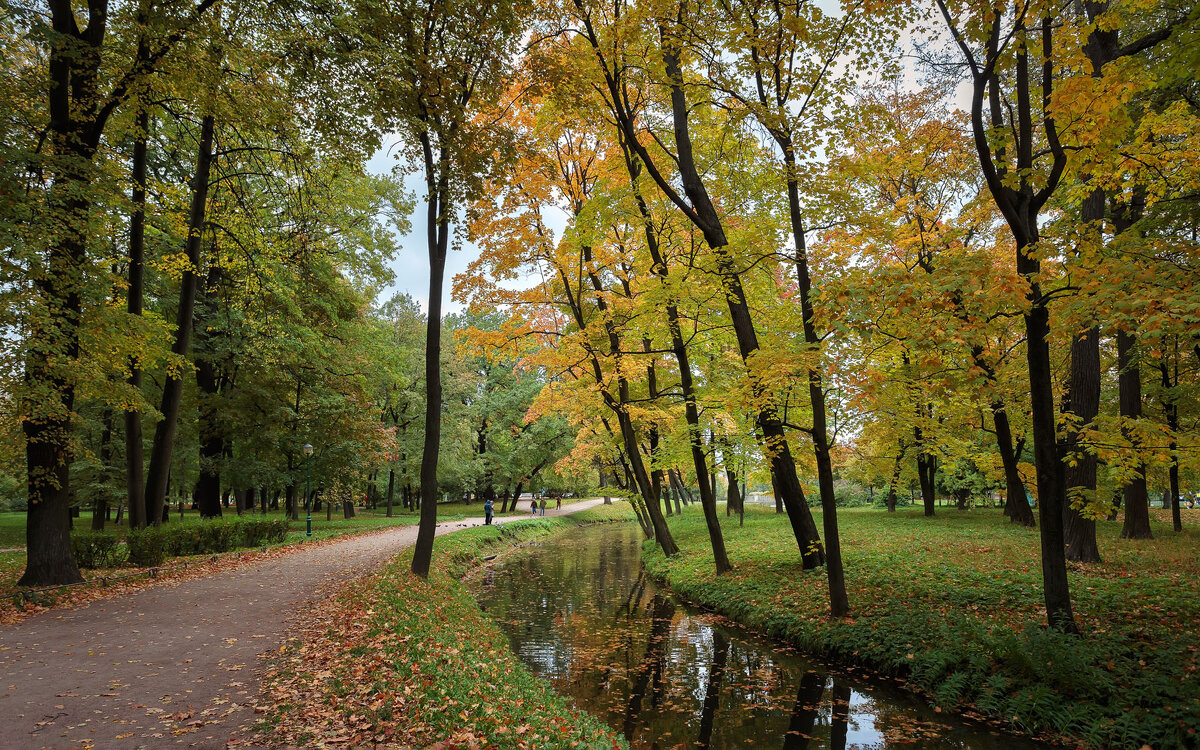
left=303, top=443, right=314, bottom=537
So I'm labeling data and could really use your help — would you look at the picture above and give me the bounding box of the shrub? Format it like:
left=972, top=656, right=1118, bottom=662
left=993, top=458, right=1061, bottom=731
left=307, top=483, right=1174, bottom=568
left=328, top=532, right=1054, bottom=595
left=0, top=474, right=26, bottom=512
left=70, top=531, right=123, bottom=568
left=126, top=526, right=167, bottom=567
left=195, top=521, right=237, bottom=553
left=126, top=516, right=290, bottom=567
left=235, top=517, right=288, bottom=546
left=831, top=479, right=873, bottom=507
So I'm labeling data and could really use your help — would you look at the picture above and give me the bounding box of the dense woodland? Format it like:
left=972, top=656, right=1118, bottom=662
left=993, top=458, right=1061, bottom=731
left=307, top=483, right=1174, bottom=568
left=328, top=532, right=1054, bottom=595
left=1, top=0, right=1198, bottom=641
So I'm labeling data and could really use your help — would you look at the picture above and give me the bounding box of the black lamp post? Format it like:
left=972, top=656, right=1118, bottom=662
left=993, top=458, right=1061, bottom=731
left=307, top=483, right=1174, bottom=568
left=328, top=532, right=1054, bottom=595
left=303, top=443, right=314, bottom=537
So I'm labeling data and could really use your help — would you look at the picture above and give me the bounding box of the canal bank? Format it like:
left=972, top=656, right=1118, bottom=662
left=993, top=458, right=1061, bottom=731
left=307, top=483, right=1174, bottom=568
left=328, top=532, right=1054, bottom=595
left=640, top=506, right=1200, bottom=750
left=248, top=501, right=633, bottom=749
left=474, top=521, right=1048, bottom=749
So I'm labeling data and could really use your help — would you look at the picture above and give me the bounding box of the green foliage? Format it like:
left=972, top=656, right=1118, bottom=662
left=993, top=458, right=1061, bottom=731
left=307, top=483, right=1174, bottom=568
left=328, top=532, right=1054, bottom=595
left=126, top=517, right=292, bottom=566
left=238, top=517, right=290, bottom=546
left=0, top=476, right=24, bottom=512
left=126, top=526, right=168, bottom=567
left=831, top=479, right=872, bottom=507
left=69, top=532, right=124, bottom=569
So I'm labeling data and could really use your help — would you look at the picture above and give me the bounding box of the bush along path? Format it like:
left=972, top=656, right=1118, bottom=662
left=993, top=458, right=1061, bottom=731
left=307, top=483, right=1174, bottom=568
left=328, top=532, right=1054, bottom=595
left=245, top=502, right=634, bottom=749
left=0, top=499, right=609, bottom=749
left=641, top=505, right=1200, bottom=750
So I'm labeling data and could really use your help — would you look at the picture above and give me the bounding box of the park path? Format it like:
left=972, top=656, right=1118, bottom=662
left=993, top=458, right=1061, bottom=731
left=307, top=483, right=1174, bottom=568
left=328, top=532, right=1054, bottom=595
left=0, top=498, right=605, bottom=750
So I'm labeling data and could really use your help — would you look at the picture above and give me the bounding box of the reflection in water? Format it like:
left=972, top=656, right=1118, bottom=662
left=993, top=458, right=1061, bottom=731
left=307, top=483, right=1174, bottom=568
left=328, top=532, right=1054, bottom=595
left=782, top=670, right=824, bottom=750
left=474, top=523, right=1045, bottom=750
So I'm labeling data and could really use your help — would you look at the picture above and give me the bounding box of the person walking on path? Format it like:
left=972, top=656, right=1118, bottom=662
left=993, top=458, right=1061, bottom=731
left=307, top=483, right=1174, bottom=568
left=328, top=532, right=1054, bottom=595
left=484, top=497, right=494, bottom=525
left=540, top=498, right=546, bottom=516
left=556, top=496, right=562, bottom=510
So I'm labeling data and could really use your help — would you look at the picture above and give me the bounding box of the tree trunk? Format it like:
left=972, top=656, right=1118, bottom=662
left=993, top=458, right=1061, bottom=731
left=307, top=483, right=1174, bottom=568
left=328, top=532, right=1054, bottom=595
left=1160, top=358, right=1182, bottom=532
left=194, top=265, right=224, bottom=518
left=92, top=409, right=113, bottom=531
left=18, top=120, right=94, bottom=584
left=343, top=500, right=355, bottom=519
left=994, top=402, right=1034, bottom=526
left=144, top=114, right=216, bottom=526
left=1063, top=327, right=1102, bottom=562
left=1023, top=253, right=1078, bottom=631
left=565, top=241, right=678, bottom=556
left=787, top=204, right=848, bottom=613
left=411, top=139, right=450, bottom=579
left=125, top=106, right=149, bottom=531
left=725, top=468, right=741, bottom=516
left=628, top=196, right=731, bottom=569
left=386, top=469, right=395, bottom=517
left=916, top=451, right=937, bottom=517
left=886, top=451, right=902, bottom=513
left=1117, top=329, right=1152, bottom=539
left=949, top=2, right=1079, bottom=632
left=599, top=25, right=821, bottom=567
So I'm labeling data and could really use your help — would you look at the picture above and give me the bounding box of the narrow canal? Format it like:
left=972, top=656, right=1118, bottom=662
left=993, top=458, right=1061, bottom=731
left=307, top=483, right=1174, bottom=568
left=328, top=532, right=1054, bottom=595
left=472, top=522, right=1046, bottom=749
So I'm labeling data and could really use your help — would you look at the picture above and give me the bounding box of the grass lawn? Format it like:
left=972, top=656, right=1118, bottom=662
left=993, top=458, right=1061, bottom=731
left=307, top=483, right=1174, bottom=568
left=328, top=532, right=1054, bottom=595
left=644, top=502, right=1200, bottom=749
left=0, top=513, right=27, bottom=548
left=252, top=501, right=634, bottom=749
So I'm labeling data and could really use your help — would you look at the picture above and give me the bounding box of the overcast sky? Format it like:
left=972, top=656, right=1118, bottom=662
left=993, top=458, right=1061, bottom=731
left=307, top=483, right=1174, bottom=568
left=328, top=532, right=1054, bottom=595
left=366, top=138, right=479, bottom=315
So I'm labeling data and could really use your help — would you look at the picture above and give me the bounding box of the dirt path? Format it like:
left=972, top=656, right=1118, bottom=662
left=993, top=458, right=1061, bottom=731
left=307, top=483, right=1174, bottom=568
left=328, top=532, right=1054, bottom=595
left=0, top=499, right=605, bottom=749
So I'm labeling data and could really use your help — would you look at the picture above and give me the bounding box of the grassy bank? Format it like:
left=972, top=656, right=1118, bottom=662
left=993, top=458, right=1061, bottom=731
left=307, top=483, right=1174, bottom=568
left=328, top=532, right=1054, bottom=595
left=251, top=501, right=635, bottom=749
left=642, top=504, right=1200, bottom=749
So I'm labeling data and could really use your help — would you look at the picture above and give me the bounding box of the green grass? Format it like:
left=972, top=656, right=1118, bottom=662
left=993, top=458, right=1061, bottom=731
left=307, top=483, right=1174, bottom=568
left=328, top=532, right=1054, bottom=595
left=0, top=513, right=26, bottom=548
left=257, top=501, right=635, bottom=749
left=643, top=502, right=1200, bottom=749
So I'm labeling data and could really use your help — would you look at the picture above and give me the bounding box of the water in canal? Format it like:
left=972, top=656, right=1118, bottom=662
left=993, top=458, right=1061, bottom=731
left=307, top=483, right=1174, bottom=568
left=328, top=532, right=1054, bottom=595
left=472, top=522, right=1046, bottom=749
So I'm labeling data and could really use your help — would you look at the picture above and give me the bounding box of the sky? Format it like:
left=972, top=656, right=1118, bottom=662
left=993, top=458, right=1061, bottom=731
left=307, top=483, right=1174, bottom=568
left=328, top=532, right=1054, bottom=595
left=367, top=136, right=567, bottom=317
left=366, top=138, right=480, bottom=315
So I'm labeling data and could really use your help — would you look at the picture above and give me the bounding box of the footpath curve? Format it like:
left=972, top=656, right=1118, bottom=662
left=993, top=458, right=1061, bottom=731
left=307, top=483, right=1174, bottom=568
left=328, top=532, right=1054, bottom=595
left=0, top=498, right=605, bottom=750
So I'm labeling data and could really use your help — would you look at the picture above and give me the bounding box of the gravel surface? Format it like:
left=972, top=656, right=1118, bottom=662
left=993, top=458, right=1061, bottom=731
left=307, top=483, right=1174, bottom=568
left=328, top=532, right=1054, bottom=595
left=0, top=499, right=604, bottom=749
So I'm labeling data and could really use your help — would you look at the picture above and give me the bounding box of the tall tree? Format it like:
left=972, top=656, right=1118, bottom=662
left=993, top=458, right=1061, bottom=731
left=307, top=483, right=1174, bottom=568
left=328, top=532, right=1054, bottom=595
left=937, top=0, right=1079, bottom=631
left=143, top=113, right=216, bottom=525
left=338, top=0, right=527, bottom=577
left=13, top=0, right=218, bottom=583
left=568, top=0, right=825, bottom=568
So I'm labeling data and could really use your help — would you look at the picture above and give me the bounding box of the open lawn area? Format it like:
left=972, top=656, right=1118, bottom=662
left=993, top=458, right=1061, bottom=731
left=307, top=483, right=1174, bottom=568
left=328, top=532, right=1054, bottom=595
left=643, top=503, right=1200, bottom=749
